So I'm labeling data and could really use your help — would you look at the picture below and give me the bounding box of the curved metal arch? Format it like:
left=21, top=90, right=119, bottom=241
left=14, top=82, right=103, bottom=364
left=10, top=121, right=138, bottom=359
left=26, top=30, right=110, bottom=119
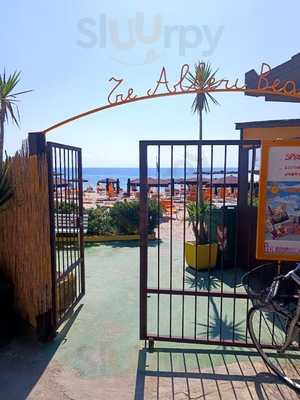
left=43, top=87, right=300, bottom=134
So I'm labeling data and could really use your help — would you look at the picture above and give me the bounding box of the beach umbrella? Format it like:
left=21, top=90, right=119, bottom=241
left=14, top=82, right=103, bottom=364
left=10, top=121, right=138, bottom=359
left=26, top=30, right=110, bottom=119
left=108, top=182, right=114, bottom=196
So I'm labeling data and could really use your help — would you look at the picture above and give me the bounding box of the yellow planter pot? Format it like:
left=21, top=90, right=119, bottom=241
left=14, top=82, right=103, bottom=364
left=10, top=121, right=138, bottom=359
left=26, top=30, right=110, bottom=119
left=185, top=241, right=218, bottom=270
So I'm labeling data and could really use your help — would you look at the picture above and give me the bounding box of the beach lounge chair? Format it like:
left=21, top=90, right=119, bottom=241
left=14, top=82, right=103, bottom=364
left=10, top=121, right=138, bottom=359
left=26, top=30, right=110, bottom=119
left=160, top=199, right=178, bottom=219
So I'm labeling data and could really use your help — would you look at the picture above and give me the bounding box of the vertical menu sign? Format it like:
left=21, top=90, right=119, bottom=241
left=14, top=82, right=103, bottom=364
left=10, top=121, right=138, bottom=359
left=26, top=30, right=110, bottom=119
left=257, top=140, right=300, bottom=260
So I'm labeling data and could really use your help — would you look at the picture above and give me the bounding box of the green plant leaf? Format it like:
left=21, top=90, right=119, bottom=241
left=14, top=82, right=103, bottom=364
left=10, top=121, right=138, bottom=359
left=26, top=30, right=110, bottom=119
left=0, top=70, right=32, bottom=160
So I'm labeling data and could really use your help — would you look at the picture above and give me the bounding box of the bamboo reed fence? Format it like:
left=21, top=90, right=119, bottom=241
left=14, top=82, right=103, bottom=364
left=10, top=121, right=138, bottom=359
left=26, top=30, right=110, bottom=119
left=0, top=152, right=52, bottom=328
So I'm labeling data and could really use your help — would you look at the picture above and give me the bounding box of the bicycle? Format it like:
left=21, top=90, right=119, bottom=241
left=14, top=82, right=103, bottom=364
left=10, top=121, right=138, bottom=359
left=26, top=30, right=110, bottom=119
left=242, top=262, right=300, bottom=392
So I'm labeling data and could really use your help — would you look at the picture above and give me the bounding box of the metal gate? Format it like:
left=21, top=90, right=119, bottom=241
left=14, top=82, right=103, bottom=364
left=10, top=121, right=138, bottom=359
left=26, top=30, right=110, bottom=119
left=47, top=142, right=85, bottom=329
left=139, top=139, right=262, bottom=347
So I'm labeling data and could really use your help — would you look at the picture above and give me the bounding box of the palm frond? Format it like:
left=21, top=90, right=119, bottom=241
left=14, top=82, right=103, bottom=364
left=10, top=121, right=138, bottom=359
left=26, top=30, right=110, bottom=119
left=6, top=101, right=20, bottom=127
left=0, top=70, right=32, bottom=127
left=191, top=93, right=204, bottom=114
left=190, top=61, right=220, bottom=114
left=207, top=92, right=220, bottom=105
left=9, top=89, right=33, bottom=97
left=1, top=71, right=20, bottom=97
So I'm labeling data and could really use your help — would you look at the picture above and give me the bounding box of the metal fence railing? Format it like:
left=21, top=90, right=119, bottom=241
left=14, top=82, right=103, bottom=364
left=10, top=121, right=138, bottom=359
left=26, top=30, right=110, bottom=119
left=139, top=139, right=263, bottom=347
left=47, top=141, right=85, bottom=329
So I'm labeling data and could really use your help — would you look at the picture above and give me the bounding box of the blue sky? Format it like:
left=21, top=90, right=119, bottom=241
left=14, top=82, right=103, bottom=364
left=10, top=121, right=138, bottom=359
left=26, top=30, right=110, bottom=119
left=2, top=1, right=300, bottom=166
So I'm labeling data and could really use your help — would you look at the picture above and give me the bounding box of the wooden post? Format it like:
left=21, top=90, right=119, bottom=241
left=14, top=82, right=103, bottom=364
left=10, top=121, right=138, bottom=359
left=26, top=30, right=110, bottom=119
left=28, top=132, right=46, bottom=156
left=236, top=133, right=250, bottom=269
left=127, top=178, right=131, bottom=197
left=28, top=131, right=56, bottom=341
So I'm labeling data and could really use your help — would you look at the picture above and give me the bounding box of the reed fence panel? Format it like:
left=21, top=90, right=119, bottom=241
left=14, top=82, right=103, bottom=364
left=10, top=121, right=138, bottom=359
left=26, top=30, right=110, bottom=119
left=0, top=153, right=52, bottom=328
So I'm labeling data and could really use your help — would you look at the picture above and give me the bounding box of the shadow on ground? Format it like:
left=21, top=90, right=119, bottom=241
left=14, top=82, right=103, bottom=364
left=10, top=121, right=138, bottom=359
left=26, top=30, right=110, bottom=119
left=0, top=305, right=83, bottom=400
left=185, top=266, right=245, bottom=291
left=134, top=347, right=300, bottom=400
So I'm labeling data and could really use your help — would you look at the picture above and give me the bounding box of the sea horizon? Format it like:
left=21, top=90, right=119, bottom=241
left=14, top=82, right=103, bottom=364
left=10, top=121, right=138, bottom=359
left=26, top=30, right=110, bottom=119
left=83, top=167, right=238, bottom=189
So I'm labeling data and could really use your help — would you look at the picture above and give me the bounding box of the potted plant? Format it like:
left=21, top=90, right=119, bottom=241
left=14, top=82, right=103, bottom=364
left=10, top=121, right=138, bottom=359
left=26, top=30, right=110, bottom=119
left=185, top=201, right=218, bottom=269
left=184, top=61, right=219, bottom=270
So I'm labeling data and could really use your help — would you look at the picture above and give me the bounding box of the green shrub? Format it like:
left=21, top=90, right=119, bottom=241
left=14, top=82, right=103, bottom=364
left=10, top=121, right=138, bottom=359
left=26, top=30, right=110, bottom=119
left=110, top=200, right=162, bottom=235
left=148, top=199, right=163, bottom=233
left=87, top=206, right=114, bottom=235
left=248, top=194, right=259, bottom=207
left=56, top=201, right=79, bottom=214
left=110, top=201, right=139, bottom=234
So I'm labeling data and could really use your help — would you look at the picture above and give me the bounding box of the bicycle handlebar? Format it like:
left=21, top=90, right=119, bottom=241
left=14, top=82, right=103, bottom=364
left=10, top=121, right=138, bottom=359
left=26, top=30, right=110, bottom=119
left=283, top=263, right=300, bottom=286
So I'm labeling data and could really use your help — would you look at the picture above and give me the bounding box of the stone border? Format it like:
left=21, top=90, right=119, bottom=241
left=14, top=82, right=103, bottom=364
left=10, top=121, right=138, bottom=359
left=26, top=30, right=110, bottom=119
left=83, top=233, right=156, bottom=242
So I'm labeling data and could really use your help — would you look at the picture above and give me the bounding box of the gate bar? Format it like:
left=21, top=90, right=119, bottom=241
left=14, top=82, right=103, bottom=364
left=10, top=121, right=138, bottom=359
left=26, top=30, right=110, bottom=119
left=78, top=148, right=85, bottom=295
left=46, top=144, right=58, bottom=330
left=144, top=335, right=274, bottom=349
left=139, top=141, right=148, bottom=340
left=147, top=288, right=249, bottom=299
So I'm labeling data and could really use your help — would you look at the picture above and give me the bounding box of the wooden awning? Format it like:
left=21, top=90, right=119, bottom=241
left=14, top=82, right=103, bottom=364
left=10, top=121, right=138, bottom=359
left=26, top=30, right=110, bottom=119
left=130, top=177, right=171, bottom=187
left=245, top=53, right=300, bottom=103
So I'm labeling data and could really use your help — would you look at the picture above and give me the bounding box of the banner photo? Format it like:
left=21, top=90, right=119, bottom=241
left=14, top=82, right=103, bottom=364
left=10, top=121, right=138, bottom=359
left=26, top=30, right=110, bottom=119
left=257, top=140, right=300, bottom=261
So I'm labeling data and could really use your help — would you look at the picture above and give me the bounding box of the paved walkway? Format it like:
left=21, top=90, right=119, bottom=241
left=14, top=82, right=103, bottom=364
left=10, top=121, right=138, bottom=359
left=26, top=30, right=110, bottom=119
left=1, top=338, right=299, bottom=399
left=0, top=234, right=299, bottom=399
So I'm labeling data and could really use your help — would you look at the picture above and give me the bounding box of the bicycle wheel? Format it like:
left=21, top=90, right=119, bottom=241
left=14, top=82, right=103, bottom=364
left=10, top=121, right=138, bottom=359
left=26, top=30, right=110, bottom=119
left=248, top=305, right=300, bottom=392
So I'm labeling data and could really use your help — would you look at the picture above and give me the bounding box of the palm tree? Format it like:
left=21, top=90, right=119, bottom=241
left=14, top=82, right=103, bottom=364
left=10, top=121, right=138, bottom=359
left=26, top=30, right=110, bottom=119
left=189, top=62, right=219, bottom=141
left=187, top=61, right=219, bottom=244
left=0, top=71, right=32, bottom=162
